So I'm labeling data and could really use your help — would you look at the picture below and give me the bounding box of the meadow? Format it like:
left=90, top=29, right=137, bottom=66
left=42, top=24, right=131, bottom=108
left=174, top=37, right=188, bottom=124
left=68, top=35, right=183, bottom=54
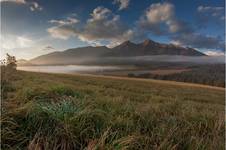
left=1, top=70, right=225, bottom=150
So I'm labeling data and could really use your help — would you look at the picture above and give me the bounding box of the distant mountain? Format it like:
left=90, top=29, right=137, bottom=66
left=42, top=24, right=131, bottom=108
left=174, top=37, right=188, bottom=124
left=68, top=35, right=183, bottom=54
left=29, top=39, right=206, bottom=65
left=108, top=39, right=205, bottom=57
left=17, top=59, right=31, bottom=66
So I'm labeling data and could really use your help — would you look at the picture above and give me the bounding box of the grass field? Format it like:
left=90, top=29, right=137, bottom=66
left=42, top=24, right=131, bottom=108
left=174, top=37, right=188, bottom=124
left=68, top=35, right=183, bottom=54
left=1, top=70, right=225, bottom=150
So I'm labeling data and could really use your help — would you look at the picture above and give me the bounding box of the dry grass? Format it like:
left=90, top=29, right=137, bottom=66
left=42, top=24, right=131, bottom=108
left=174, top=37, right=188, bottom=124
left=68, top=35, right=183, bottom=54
left=1, top=70, right=225, bottom=150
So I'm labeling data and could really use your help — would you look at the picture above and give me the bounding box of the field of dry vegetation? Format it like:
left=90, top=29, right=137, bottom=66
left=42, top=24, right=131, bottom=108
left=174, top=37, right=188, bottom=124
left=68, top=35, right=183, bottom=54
left=1, top=69, right=225, bottom=150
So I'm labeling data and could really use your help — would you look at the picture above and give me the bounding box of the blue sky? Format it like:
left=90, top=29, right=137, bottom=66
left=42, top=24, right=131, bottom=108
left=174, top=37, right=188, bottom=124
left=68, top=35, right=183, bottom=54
left=1, top=0, right=225, bottom=59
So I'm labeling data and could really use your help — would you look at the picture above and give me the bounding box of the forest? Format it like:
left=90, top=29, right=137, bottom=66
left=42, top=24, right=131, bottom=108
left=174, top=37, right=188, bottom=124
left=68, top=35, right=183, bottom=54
left=128, top=64, right=225, bottom=87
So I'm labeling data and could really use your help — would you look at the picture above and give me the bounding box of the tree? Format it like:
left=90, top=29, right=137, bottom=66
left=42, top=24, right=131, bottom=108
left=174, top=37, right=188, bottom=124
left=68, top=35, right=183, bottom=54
left=6, top=53, right=17, bottom=70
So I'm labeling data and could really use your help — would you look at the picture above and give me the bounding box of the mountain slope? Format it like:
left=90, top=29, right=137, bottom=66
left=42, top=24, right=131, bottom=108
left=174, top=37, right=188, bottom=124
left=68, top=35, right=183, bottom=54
left=30, top=46, right=110, bottom=65
left=29, top=39, right=206, bottom=65
left=107, top=39, right=205, bottom=56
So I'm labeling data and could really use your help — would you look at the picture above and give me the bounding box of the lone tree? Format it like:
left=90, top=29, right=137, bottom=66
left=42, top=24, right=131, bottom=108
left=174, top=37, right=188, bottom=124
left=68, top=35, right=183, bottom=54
left=1, top=54, right=17, bottom=99
left=6, top=53, right=17, bottom=70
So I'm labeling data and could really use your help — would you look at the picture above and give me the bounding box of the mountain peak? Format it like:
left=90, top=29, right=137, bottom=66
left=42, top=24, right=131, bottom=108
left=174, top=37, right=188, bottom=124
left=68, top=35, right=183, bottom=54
left=142, top=39, right=156, bottom=46
left=121, top=40, right=133, bottom=45
left=114, top=40, right=136, bottom=49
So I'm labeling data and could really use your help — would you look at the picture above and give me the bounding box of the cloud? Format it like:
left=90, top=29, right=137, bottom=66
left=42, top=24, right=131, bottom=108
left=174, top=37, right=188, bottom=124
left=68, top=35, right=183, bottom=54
left=16, top=36, right=33, bottom=48
left=29, top=2, right=42, bottom=11
left=47, top=6, right=132, bottom=45
left=204, top=50, right=225, bottom=56
left=136, top=2, right=225, bottom=51
left=197, top=6, right=224, bottom=13
left=0, top=0, right=25, bottom=4
left=80, top=7, right=132, bottom=42
left=0, top=34, right=55, bottom=59
left=42, top=46, right=55, bottom=51
left=47, top=17, right=80, bottom=40
left=145, top=2, right=174, bottom=24
left=90, top=6, right=111, bottom=20
left=0, top=0, right=42, bottom=11
left=49, top=17, right=79, bottom=26
left=47, top=26, right=77, bottom=40
left=138, top=2, right=189, bottom=35
left=197, top=5, right=225, bottom=24
left=47, top=3, right=224, bottom=52
left=1, top=35, right=33, bottom=50
left=113, top=0, right=130, bottom=10
left=171, top=33, right=225, bottom=51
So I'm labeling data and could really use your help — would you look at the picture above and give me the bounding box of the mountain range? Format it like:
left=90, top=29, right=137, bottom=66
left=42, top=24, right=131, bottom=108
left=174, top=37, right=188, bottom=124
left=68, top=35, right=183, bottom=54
left=27, top=39, right=206, bottom=65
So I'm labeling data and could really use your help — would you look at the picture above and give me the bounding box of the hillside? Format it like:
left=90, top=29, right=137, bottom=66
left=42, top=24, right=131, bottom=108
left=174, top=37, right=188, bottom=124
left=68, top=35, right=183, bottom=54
left=2, top=70, right=224, bottom=149
left=29, top=39, right=206, bottom=65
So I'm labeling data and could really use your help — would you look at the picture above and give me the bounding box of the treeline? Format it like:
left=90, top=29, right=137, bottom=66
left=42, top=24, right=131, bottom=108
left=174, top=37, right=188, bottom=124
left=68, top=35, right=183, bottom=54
left=128, top=64, right=225, bottom=87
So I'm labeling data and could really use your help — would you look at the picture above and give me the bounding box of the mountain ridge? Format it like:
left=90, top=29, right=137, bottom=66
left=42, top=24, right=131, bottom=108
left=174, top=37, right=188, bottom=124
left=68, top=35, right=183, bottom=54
left=29, top=39, right=206, bottom=65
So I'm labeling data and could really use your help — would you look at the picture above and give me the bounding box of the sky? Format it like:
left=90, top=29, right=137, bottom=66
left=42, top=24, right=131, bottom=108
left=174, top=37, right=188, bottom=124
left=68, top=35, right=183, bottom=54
left=1, top=0, right=225, bottom=59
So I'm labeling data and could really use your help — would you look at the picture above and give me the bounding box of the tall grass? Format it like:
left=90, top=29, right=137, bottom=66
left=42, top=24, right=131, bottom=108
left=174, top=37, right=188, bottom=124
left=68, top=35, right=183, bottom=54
left=1, top=71, right=225, bottom=149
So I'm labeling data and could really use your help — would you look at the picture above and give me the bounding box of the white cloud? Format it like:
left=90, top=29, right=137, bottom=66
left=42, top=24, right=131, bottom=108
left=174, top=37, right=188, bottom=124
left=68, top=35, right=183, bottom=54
left=29, top=2, right=42, bottom=11
left=1, top=0, right=42, bottom=11
left=139, top=2, right=184, bottom=34
left=1, top=35, right=33, bottom=50
left=0, top=34, right=55, bottom=59
left=113, top=0, right=130, bottom=10
left=47, top=26, right=76, bottom=40
left=170, top=40, right=182, bottom=46
left=16, top=37, right=33, bottom=48
left=0, top=35, right=35, bottom=59
left=145, top=2, right=174, bottom=24
left=204, top=50, right=225, bottom=56
left=49, top=17, right=79, bottom=26
left=47, top=17, right=80, bottom=40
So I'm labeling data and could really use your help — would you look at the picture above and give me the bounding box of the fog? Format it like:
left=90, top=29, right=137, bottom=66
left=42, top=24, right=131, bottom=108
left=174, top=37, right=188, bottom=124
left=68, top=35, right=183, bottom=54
left=29, top=55, right=225, bottom=66
left=18, top=55, right=225, bottom=75
left=100, top=55, right=225, bottom=64
left=17, top=65, right=124, bottom=74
